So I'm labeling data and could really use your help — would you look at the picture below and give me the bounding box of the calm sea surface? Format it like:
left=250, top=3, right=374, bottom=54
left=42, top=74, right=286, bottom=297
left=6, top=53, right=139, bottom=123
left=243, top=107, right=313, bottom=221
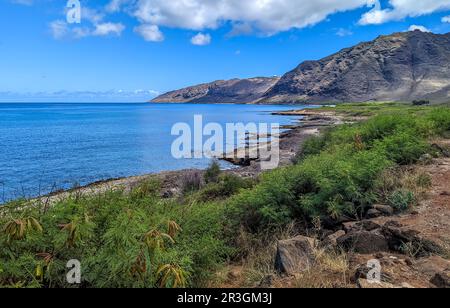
left=0, top=103, right=308, bottom=202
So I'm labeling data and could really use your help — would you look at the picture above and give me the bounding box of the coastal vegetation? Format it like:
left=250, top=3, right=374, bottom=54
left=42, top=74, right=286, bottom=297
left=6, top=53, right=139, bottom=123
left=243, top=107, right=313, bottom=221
left=1, top=102, right=449, bottom=288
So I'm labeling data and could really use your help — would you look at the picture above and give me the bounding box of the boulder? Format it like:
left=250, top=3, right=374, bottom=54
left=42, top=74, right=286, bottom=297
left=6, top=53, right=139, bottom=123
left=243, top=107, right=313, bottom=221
left=382, top=224, right=444, bottom=256
left=322, top=230, right=346, bottom=248
left=274, top=235, right=317, bottom=275
left=371, top=204, right=394, bottom=216
left=343, top=220, right=381, bottom=233
left=430, top=270, right=450, bottom=288
left=366, top=209, right=382, bottom=219
left=337, top=231, right=389, bottom=254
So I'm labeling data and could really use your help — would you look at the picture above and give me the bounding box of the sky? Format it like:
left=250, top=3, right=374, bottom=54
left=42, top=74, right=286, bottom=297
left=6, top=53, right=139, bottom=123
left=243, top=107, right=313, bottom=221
left=0, top=0, right=450, bottom=102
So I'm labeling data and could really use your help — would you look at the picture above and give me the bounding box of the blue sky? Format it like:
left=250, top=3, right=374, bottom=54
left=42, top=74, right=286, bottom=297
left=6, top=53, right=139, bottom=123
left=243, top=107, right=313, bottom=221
left=1, top=0, right=450, bottom=102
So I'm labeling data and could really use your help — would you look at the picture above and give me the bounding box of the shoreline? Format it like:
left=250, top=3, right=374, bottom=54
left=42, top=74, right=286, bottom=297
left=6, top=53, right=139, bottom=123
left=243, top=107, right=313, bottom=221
left=2, top=108, right=344, bottom=206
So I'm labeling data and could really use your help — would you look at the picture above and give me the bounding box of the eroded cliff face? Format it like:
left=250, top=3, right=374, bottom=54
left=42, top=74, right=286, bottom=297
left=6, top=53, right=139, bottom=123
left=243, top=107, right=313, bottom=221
left=260, top=31, right=450, bottom=104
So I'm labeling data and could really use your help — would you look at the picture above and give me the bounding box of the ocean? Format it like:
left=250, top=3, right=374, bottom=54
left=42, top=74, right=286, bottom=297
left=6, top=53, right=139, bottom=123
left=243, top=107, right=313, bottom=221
left=0, top=103, right=307, bottom=202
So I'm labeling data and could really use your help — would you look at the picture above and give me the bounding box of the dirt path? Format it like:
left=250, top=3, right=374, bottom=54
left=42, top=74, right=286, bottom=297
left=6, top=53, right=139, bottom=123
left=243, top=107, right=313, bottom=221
left=372, top=156, right=450, bottom=253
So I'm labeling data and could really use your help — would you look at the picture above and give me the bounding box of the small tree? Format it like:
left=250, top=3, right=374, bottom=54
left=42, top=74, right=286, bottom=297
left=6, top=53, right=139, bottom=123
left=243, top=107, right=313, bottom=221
left=204, top=160, right=221, bottom=184
left=412, top=100, right=430, bottom=106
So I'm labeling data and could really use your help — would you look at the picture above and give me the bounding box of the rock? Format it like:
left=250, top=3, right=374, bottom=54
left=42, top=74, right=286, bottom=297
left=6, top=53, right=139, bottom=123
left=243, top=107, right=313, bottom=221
left=343, top=222, right=358, bottom=233
left=366, top=209, right=383, bottom=219
left=274, top=235, right=317, bottom=275
left=354, top=264, right=392, bottom=283
left=357, top=279, right=397, bottom=289
left=382, top=224, right=444, bottom=256
left=430, top=270, right=450, bottom=288
left=416, top=256, right=450, bottom=278
left=343, top=220, right=381, bottom=233
left=322, top=230, right=346, bottom=248
left=371, top=204, right=394, bottom=216
left=337, top=231, right=389, bottom=254
left=441, top=191, right=450, bottom=196
left=384, top=220, right=403, bottom=228
left=258, top=275, right=274, bottom=288
left=401, top=282, right=415, bottom=289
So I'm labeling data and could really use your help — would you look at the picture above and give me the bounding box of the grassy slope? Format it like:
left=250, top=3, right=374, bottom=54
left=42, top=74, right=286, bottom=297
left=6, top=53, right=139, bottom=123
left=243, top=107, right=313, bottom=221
left=0, top=102, right=449, bottom=288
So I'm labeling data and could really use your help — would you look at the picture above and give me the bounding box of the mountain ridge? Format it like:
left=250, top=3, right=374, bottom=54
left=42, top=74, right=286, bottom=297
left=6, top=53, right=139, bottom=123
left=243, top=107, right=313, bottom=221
left=151, top=31, right=450, bottom=104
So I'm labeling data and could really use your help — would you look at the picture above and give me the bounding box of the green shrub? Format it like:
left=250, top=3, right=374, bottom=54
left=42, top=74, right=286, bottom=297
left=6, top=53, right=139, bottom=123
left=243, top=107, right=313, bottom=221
left=373, top=131, right=429, bottom=165
left=388, top=189, right=416, bottom=211
left=197, top=174, right=254, bottom=202
left=427, top=107, right=450, bottom=135
left=0, top=189, right=228, bottom=288
left=204, top=160, right=221, bottom=184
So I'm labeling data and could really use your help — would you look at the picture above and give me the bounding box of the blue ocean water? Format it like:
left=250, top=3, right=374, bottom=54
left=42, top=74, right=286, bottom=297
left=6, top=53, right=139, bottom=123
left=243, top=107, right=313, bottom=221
left=0, top=103, right=306, bottom=202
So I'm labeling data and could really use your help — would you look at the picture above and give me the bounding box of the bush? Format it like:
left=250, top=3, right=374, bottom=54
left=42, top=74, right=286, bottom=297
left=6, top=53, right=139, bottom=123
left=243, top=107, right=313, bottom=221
left=197, top=174, right=254, bottom=202
left=180, top=171, right=203, bottom=194
left=204, top=160, right=221, bottom=184
left=0, top=189, right=228, bottom=288
left=412, top=100, right=430, bottom=106
left=373, top=131, right=429, bottom=165
left=388, top=189, right=416, bottom=211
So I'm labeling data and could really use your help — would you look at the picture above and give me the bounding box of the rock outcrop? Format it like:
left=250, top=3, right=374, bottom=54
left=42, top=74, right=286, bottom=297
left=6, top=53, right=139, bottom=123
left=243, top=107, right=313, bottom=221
left=274, top=235, right=317, bottom=275
left=260, top=31, right=450, bottom=104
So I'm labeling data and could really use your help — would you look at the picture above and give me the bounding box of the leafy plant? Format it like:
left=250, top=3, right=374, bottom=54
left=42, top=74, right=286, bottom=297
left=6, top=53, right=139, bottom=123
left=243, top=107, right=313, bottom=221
left=388, top=189, right=416, bottom=211
left=156, top=264, right=187, bottom=288
left=3, top=217, right=42, bottom=243
left=204, top=160, right=221, bottom=184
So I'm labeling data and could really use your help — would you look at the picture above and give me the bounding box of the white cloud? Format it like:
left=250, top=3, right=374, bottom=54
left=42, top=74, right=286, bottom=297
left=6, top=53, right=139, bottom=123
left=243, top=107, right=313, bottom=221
left=408, top=25, right=431, bottom=32
left=336, top=28, right=354, bottom=37
left=92, top=22, right=125, bottom=36
left=49, top=4, right=125, bottom=39
left=131, top=0, right=375, bottom=35
left=443, top=15, right=450, bottom=23
left=360, top=0, right=450, bottom=25
left=49, top=20, right=69, bottom=39
left=190, top=33, right=211, bottom=46
left=134, top=24, right=164, bottom=42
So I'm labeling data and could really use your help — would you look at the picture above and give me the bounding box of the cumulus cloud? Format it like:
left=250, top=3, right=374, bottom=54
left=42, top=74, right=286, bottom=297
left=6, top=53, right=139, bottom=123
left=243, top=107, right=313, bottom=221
left=360, top=0, right=450, bottom=25
left=49, top=4, right=125, bottom=39
left=443, top=15, right=450, bottom=23
left=134, top=24, right=164, bottom=42
left=190, top=33, right=211, bottom=46
left=130, top=0, right=375, bottom=35
left=408, top=25, right=431, bottom=32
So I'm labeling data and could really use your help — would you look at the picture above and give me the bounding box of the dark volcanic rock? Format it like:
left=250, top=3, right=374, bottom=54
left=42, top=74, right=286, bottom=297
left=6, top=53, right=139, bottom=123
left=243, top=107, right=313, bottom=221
left=431, top=270, right=450, bottom=288
left=260, top=31, right=450, bottom=104
left=337, top=230, right=389, bottom=254
left=151, top=77, right=280, bottom=103
left=274, top=235, right=317, bottom=275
